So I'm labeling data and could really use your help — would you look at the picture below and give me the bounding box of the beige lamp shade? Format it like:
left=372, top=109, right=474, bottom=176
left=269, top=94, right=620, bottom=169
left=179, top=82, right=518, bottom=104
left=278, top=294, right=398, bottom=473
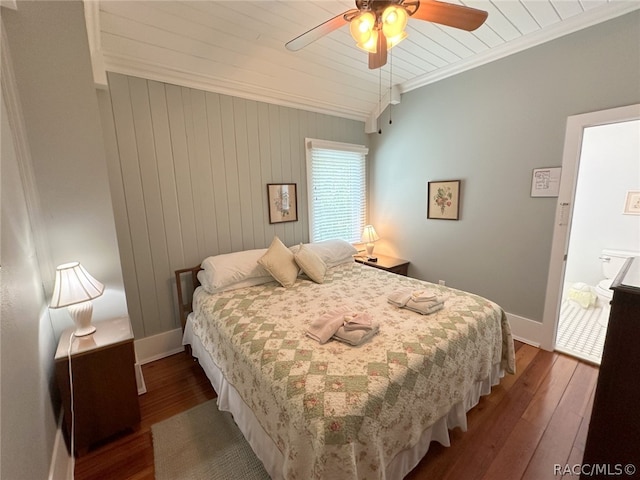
left=361, top=225, right=380, bottom=257
left=50, top=262, right=104, bottom=336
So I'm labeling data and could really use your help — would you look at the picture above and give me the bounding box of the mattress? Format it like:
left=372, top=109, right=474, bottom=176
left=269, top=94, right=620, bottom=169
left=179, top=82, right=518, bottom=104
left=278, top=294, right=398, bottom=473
left=183, top=261, right=515, bottom=479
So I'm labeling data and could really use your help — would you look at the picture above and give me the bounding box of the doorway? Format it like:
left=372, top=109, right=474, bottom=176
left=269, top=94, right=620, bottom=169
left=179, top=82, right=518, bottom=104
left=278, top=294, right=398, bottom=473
left=554, top=119, right=640, bottom=363
left=539, top=104, right=640, bottom=355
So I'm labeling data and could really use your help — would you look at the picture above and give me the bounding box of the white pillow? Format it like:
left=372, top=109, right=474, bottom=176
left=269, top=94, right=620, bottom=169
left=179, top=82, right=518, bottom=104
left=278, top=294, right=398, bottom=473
left=294, top=243, right=327, bottom=284
left=259, top=237, right=299, bottom=287
left=199, top=248, right=270, bottom=293
left=291, top=239, right=357, bottom=268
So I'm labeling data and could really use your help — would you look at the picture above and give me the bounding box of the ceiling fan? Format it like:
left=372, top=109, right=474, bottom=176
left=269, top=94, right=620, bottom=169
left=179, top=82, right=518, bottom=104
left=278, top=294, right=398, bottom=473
left=285, top=0, right=488, bottom=69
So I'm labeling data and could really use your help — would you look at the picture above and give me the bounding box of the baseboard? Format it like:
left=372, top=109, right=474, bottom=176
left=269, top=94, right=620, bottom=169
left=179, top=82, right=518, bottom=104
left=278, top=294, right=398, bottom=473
left=134, top=327, right=184, bottom=365
left=48, top=411, right=72, bottom=480
left=134, top=362, right=147, bottom=395
left=505, top=312, right=544, bottom=349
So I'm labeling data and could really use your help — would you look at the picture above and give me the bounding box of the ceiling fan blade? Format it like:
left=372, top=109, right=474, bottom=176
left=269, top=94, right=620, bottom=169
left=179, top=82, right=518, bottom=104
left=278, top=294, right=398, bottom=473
left=286, top=9, right=358, bottom=51
left=368, top=32, right=388, bottom=69
left=411, top=0, right=488, bottom=31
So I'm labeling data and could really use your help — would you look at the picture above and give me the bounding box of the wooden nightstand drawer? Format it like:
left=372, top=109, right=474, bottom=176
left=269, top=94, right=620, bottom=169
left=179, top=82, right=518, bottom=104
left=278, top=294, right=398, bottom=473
left=355, top=254, right=409, bottom=276
left=55, top=316, right=140, bottom=455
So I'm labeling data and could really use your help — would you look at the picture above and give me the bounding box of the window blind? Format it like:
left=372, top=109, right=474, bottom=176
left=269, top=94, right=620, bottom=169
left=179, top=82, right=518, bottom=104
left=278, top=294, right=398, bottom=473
left=306, top=139, right=368, bottom=243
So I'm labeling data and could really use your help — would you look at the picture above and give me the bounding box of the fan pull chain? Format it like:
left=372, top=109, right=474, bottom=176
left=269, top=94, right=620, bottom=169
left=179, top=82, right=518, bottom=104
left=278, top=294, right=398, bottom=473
left=389, top=50, right=393, bottom=126
left=378, top=67, right=382, bottom=134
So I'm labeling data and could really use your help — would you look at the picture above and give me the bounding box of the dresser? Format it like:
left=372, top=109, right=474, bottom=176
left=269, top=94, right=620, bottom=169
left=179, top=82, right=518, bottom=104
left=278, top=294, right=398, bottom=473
left=55, top=316, right=140, bottom=455
left=581, top=257, right=640, bottom=478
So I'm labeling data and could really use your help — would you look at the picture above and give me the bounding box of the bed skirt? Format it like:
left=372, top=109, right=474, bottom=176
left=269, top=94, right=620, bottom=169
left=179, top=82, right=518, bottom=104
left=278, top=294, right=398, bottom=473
left=183, top=315, right=505, bottom=480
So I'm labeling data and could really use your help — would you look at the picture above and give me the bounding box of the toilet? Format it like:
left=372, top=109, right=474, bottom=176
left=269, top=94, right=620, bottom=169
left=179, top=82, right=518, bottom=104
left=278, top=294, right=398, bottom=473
left=595, top=249, right=639, bottom=302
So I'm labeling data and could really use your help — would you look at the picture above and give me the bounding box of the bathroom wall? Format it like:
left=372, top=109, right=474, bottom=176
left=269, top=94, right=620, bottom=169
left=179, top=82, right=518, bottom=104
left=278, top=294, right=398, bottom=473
left=564, top=119, right=640, bottom=286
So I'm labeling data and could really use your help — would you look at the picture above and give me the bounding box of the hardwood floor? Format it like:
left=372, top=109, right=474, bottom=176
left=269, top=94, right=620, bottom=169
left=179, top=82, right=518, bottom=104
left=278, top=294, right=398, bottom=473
left=74, top=352, right=216, bottom=480
left=74, top=341, right=598, bottom=480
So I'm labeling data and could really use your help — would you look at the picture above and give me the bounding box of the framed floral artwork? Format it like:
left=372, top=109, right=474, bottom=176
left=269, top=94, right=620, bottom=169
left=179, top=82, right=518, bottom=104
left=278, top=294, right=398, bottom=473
left=267, top=183, right=298, bottom=223
left=427, top=180, right=461, bottom=220
left=623, top=190, right=640, bottom=215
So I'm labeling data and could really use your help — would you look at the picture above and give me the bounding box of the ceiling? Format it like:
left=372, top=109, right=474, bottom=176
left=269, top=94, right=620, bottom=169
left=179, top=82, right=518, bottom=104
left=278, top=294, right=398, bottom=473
left=87, top=1, right=638, bottom=130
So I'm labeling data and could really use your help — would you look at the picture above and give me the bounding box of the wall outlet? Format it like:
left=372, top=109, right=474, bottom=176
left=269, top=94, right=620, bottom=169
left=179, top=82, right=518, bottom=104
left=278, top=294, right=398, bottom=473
left=438, top=280, right=446, bottom=286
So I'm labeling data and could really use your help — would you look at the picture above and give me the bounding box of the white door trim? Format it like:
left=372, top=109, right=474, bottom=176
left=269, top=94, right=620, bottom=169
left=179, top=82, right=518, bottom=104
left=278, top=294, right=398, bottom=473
left=539, top=103, right=640, bottom=351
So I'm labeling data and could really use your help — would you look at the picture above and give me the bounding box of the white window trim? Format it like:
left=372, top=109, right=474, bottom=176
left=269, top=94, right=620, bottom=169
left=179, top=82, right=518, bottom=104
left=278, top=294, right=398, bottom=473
left=305, top=138, right=369, bottom=243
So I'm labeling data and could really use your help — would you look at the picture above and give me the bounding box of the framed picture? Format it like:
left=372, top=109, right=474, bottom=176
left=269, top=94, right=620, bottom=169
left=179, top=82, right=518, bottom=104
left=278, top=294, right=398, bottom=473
left=623, top=190, right=640, bottom=215
left=267, top=183, right=298, bottom=223
left=427, top=180, right=461, bottom=220
left=531, top=167, right=561, bottom=197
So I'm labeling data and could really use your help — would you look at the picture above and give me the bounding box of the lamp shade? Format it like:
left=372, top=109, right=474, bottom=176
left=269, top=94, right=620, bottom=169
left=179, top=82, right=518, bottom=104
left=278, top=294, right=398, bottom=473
left=50, top=262, right=104, bottom=308
left=361, top=225, right=380, bottom=244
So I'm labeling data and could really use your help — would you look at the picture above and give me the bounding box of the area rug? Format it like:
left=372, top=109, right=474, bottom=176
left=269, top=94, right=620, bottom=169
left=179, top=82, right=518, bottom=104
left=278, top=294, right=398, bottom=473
left=152, top=399, right=271, bottom=480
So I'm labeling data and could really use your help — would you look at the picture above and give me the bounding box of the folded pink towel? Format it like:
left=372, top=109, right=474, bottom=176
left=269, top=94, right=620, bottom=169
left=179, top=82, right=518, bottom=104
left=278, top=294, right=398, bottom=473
left=333, top=321, right=380, bottom=346
left=306, top=306, right=352, bottom=344
left=343, top=312, right=373, bottom=331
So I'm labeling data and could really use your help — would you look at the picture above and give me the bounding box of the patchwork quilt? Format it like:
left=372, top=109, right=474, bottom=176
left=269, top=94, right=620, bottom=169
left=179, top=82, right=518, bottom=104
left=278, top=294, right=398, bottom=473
left=190, top=262, right=515, bottom=479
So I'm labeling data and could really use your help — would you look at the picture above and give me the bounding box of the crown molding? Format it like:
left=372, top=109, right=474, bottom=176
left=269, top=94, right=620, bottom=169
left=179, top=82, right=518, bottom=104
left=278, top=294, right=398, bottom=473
left=400, top=2, right=640, bottom=95
left=102, top=52, right=369, bottom=123
left=82, top=0, right=108, bottom=89
left=0, top=0, right=17, bottom=10
left=90, top=2, right=638, bottom=133
left=362, top=2, right=639, bottom=131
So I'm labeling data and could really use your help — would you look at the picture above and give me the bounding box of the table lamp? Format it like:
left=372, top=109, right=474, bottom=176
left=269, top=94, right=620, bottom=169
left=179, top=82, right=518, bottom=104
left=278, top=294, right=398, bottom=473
left=361, top=225, right=380, bottom=260
left=50, top=262, right=104, bottom=336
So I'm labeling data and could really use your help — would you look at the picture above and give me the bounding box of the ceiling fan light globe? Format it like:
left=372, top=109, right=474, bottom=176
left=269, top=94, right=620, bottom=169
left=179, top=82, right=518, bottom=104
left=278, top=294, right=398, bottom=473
left=356, top=29, right=378, bottom=53
left=387, top=31, right=407, bottom=49
left=350, top=11, right=376, bottom=43
left=382, top=5, right=408, bottom=38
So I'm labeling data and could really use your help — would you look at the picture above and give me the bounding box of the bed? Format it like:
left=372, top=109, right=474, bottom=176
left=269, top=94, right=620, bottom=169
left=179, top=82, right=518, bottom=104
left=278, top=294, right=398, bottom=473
left=177, top=239, right=515, bottom=480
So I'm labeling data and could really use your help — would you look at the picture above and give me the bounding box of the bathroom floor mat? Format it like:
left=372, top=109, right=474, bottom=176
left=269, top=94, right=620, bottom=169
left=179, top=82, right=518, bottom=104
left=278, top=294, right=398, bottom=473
left=555, top=298, right=609, bottom=364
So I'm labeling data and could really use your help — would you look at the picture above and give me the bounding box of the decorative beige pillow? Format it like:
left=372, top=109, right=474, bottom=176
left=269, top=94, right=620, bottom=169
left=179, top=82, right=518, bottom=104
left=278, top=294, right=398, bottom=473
left=294, top=243, right=327, bottom=284
left=259, top=236, right=299, bottom=287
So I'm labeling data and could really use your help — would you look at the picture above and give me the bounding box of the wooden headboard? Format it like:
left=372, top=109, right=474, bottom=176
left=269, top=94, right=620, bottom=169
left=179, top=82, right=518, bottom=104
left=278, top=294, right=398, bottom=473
left=174, top=266, right=202, bottom=331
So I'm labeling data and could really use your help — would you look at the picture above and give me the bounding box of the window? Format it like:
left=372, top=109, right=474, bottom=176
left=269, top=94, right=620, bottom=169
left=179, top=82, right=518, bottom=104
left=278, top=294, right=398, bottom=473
left=305, top=138, right=368, bottom=243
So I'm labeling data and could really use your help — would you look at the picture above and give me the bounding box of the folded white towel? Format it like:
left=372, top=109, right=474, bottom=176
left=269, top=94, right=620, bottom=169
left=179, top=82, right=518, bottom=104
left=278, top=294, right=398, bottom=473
left=387, top=288, right=413, bottom=307
left=411, top=289, right=438, bottom=302
left=408, top=296, right=445, bottom=309
left=388, top=288, right=446, bottom=315
left=404, top=301, right=444, bottom=315
left=333, top=321, right=380, bottom=346
left=306, top=306, right=352, bottom=344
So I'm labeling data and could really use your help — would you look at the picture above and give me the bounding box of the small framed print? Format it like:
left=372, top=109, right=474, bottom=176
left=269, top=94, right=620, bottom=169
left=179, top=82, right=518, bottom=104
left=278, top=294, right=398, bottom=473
left=267, top=183, right=298, bottom=223
left=623, top=190, right=640, bottom=215
left=427, top=180, right=461, bottom=220
left=531, top=167, right=561, bottom=197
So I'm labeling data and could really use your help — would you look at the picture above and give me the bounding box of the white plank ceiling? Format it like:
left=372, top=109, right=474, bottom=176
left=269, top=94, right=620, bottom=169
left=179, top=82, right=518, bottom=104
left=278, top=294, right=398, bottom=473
left=90, top=1, right=639, bottom=127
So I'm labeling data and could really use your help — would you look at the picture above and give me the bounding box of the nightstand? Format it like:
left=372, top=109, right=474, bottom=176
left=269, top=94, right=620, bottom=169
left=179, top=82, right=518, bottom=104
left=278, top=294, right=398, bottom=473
left=355, top=253, right=409, bottom=276
left=55, top=316, right=140, bottom=455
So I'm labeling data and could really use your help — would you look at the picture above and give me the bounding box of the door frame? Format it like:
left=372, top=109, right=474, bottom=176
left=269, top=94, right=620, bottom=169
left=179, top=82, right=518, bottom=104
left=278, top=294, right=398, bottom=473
left=539, top=103, right=640, bottom=351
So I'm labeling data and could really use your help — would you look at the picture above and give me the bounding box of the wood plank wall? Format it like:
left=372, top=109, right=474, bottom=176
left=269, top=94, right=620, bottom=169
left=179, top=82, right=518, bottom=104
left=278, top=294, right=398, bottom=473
left=100, top=73, right=368, bottom=338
